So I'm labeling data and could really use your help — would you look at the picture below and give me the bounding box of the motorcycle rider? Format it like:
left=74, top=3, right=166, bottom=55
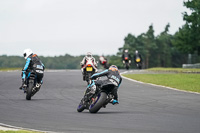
left=80, top=52, right=98, bottom=80
left=19, top=49, right=45, bottom=91
left=99, top=55, right=109, bottom=69
left=88, top=65, right=122, bottom=105
left=133, top=50, right=142, bottom=64
left=99, top=55, right=107, bottom=65
left=122, top=49, right=131, bottom=64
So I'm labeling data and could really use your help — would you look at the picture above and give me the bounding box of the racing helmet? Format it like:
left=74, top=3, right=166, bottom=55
left=23, top=49, right=33, bottom=59
left=109, top=65, right=119, bottom=72
left=135, top=50, right=138, bottom=54
left=125, top=49, right=128, bottom=53
left=86, top=52, right=92, bottom=58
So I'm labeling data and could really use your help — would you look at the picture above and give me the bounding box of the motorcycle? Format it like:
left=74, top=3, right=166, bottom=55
left=22, top=65, right=44, bottom=100
left=123, top=57, right=131, bottom=70
left=99, top=56, right=109, bottom=69
left=77, top=80, right=115, bottom=113
left=135, top=57, right=142, bottom=69
left=81, top=57, right=98, bottom=84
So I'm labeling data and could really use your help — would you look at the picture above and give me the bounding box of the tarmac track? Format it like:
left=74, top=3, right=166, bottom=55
left=0, top=70, right=200, bottom=133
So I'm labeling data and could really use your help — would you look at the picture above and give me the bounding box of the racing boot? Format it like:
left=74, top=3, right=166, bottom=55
left=19, top=79, right=26, bottom=91
left=110, top=99, right=119, bottom=105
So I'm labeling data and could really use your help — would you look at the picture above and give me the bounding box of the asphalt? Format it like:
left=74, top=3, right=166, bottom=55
left=0, top=70, right=200, bottom=133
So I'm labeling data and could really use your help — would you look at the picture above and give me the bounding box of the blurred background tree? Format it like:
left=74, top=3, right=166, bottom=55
left=172, top=0, right=200, bottom=63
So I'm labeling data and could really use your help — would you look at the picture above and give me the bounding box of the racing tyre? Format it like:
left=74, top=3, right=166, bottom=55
left=26, top=80, right=34, bottom=100
left=77, top=100, right=85, bottom=112
left=89, top=92, right=107, bottom=113
left=126, top=65, right=129, bottom=70
left=87, top=73, right=92, bottom=85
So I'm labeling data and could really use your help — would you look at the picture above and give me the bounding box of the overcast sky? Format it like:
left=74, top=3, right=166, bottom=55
left=0, top=0, right=186, bottom=57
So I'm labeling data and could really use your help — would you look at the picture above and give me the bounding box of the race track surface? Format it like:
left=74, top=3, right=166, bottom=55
left=0, top=70, right=200, bottom=133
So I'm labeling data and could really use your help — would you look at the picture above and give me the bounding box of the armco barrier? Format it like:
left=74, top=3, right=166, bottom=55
left=182, top=63, right=200, bottom=68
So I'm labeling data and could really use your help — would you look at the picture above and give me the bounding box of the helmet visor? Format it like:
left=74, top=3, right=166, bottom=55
left=23, top=53, right=26, bottom=58
left=87, top=55, right=92, bottom=58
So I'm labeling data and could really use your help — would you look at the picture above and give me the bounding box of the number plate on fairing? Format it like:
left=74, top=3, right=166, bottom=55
left=86, top=67, right=93, bottom=71
left=136, top=58, right=141, bottom=62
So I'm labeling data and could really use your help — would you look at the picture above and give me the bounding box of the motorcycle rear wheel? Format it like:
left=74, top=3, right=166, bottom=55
left=126, top=65, right=129, bottom=70
left=86, top=73, right=92, bottom=85
left=26, top=80, right=34, bottom=100
left=89, top=92, right=107, bottom=113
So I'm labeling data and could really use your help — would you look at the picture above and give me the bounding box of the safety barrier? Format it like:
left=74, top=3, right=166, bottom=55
left=182, top=63, right=200, bottom=68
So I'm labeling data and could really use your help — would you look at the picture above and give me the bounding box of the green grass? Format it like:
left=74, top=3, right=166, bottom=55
left=147, top=67, right=200, bottom=73
left=0, top=130, right=41, bottom=133
left=123, top=74, right=200, bottom=93
left=0, top=68, right=21, bottom=71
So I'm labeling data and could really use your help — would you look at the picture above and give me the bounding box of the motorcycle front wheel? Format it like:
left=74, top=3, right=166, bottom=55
left=77, top=99, right=86, bottom=112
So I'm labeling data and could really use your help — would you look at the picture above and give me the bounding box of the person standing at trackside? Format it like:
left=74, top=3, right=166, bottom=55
left=122, top=49, right=131, bottom=64
left=19, top=49, right=45, bottom=90
left=89, top=65, right=122, bottom=104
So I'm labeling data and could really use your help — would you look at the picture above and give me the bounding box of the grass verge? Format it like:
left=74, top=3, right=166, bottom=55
left=0, top=68, right=21, bottom=71
left=147, top=67, right=200, bottom=73
left=123, top=74, right=200, bottom=93
left=0, top=130, right=41, bottom=133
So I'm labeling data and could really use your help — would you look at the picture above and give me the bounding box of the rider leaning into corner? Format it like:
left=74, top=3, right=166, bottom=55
left=80, top=52, right=98, bottom=78
left=88, top=65, right=122, bottom=105
left=19, top=49, right=45, bottom=91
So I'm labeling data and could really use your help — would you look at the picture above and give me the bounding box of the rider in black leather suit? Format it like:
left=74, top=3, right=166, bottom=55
left=90, top=65, right=122, bottom=104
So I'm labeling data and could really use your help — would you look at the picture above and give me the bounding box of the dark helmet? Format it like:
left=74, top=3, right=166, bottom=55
left=109, top=65, right=119, bottom=72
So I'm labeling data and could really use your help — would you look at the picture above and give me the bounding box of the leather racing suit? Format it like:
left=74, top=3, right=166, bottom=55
left=90, top=69, right=122, bottom=101
left=21, top=54, right=45, bottom=87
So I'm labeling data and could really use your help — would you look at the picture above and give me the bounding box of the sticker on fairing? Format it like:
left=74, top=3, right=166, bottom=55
left=36, top=70, right=44, bottom=73
left=36, top=65, right=43, bottom=70
left=109, top=79, right=118, bottom=86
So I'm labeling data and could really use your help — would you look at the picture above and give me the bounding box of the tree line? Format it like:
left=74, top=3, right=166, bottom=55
left=0, top=54, right=123, bottom=69
left=118, top=0, right=200, bottom=68
left=0, top=0, right=199, bottom=69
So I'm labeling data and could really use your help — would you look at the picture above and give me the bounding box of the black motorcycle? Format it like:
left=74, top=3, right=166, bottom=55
left=123, top=57, right=130, bottom=70
left=77, top=80, right=115, bottom=113
left=24, top=72, right=40, bottom=100
left=22, top=65, right=44, bottom=100
left=135, top=57, right=142, bottom=69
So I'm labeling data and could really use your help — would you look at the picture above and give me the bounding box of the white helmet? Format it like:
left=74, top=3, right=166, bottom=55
left=86, top=52, right=92, bottom=58
left=125, top=49, right=128, bottom=53
left=23, top=49, right=33, bottom=59
left=135, top=50, right=138, bottom=54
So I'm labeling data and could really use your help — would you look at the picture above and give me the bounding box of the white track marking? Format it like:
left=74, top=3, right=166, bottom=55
left=0, top=123, right=59, bottom=133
